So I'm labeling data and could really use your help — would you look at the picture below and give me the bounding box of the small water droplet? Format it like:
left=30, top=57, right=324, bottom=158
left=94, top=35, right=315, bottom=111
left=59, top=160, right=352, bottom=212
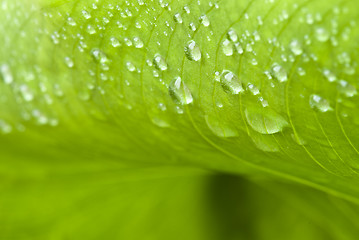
left=337, top=80, right=357, bottom=97
left=227, top=29, right=238, bottom=42
left=247, top=83, right=260, bottom=95
left=110, top=37, right=121, bottom=47
left=64, top=57, right=74, bottom=68
left=133, top=37, right=144, bottom=48
left=199, top=14, right=210, bottom=27
left=126, top=62, right=136, bottom=72
left=0, top=64, right=13, bottom=84
left=82, top=10, right=91, bottom=19
left=153, top=54, right=168, bottom=71
left=91, top=48, right=109, bottom=64
left=173, top=13, right=183, bottom=23
left=271, top=64, right=287, bottom=82
left=86, top=25, right=96, bottom=34
left=309, top=94, right=333, bottom=112
left=169, top=76, right=193, bottom=105
left=315, top=27, right=330, bottom=42
left=289, top=39, right=303, bottom=55
left=222, top=39, right=233, bottom=56
left=184, top=40, right=201, bottom=61
left=220, top=70, right=244, bottom=94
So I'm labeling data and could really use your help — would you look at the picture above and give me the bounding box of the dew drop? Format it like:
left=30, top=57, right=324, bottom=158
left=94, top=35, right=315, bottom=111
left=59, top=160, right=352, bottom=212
left=67, top=17, right=76, bottom=26
left=315, top=27, right=330, bottom=42
left=337, top=80, right=357, bottom=97
left=220, top=70, right=244, bottom=94
left=153, top=54, right=168, bottom=71
left=110, top=37, right=121, bottom=47
left=64, top=57, right=74, bottom=68
left=323, top=69, right=336, bottom=82
left=289, top=39, right=303, bottom=55
left=245, top=107, right=289, bottom=134
left=173, top=13, right=183, bottom=23
left=169, top=76, right=193, bottom=105
left=0, top=64, right=13, bottom=84
left=199, top=14, right=210, bottom=27
left=271, top=64, right=287, bottom=82
left=126, top=62, right=136, bottom=72
left=91, top=48, right=109, bottom=64
left=184, top=40, right=201, bottom=61
left=82, top=10, right=91, bottom=19
left=86, top=25, right=96, bottom=34
left=247, top=83, right=260, bottom=95
left=19, top=84, right=34, bottom=102
left=227, top=29, right=238, bottom=42
left=222, top=39, right=234, bottom=56
left=309, top=94, right=333, bottom=112
left=133, top=37, right=144, bottom=48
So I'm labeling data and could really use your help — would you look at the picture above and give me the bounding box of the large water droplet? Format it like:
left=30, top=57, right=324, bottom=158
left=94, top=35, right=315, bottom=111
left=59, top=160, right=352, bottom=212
left=309, top=94, right=333, bottom=112
left=245, top=107, right=289, bottom=134
left=153, top=54, right=168, bottom=71
left=169, top=77, right=193, bottom=105
left=184, top=40, right=201, bottom=61
left=220, top=70, right=244, bottom=94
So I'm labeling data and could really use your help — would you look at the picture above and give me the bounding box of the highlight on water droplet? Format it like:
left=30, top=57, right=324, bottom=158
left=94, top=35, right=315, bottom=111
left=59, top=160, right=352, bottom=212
left=220, top=70, right=244, bottom=94
left=168, top=76, right=193, bottom=105
left=309, top=94, right=333, bottom=112
left=110, top=37, right=121, bottom=47
left=153, top=54, right=168, bottom=71
left=184, top=40, right=201, bottom=61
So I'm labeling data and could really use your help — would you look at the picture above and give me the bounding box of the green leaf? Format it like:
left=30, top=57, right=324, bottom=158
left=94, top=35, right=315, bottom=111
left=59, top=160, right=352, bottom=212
left=1, top=0, right=359, bottom=239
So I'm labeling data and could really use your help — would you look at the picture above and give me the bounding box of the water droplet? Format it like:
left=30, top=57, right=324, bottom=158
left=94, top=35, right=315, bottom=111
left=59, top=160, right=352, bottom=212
left=189, top=22, right=197, bottom=31
left=184, top=40, right=201, bottom=61
left=323, top=69, right=336, bottom=82
left=289, top=39, right=303, bottom=55
left=0, top=120, right=12, bottom=134
left=126, top=62, right=136, bottom=72
left=91, top=48, right=109, bottom=64
left=133, top=37, right=144, bottom=48
left=173, top=13, right=183, bottom=23
left=337, top=80, right=357, bottom=97
left=169, top=77, right=193, bottom=105
left=222, top=39, right=233, bottom=56
left=67, top=17, right=76, bottom=26
left=309, top=94, right=333, bottom=112
left=315, top=27, right=330, bottom=42
left=234, top=42, right=243, bottom=54
left=245, top=107, right=288, bottom=134
left=247, top=83, right=260, bottom=95
left=82, top=10, right=91, bottom=19
left=271, top=64, right=287, bottom=82
left=220, top=70, right=244, bottom=94
left=199, top=14, right=210, bottom=27
left=19, top=84, right=34, bottom=102
left=153, top=54, right=168, bottom=71
left=86, top=25, right=96, bottom=34
left=227, top=29, right=238, bottom=42
left=0, top=64, right=13, bottom=84
left=124, top=38, right=133, bottom=46
left=110, top=37, right=121, bottom=47
left=64, top=57, right=74, bottom=68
